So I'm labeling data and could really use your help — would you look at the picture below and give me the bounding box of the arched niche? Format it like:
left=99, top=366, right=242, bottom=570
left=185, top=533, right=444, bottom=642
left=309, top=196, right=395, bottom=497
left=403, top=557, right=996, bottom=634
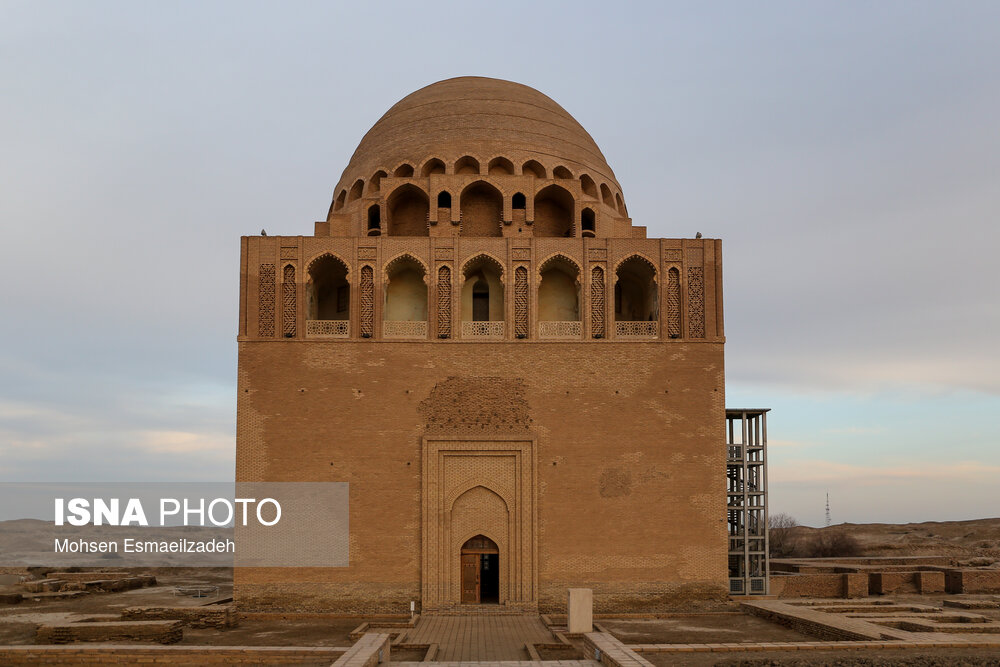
left=615, top=256, right=658, bottom=322
left=533, top=184, right=574, bottom=237
left=307, top=254, right=350, bottom=321
left=522, top=160, right=546, bottom=178
left=455, top=155, right=480, bottom=175
left=367, top=170, right=387, bottom=194
left=461, top=255, right=505, bottom=322
left=487, top=156, right=514, bottom=175
left=387, top=184, right=429, bottom=236
left=421, top=158, right=446, bottom=176
left=460, top=181, right=502, bottom=237
left=538, top=255, right=581, bottom=322
left=384, top=255, right=428, bottom=322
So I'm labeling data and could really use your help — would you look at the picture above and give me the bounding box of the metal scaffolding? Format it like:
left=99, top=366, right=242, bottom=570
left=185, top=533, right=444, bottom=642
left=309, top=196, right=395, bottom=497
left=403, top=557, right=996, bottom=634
left=726, top=408, right=770, bottom=595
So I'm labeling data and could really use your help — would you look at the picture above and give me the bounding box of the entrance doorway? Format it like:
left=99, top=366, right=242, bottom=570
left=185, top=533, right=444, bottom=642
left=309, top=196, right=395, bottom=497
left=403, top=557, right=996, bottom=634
left=460, top=535, right=499, bottom=604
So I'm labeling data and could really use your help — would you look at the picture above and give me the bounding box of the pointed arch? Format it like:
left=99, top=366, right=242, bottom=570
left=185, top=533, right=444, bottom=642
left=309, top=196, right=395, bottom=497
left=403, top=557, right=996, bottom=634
left=459, top=180, right=502, bottom=237
left=538, top=254, right=581, bottom=325
left=461, top=253, right=505, bottom=325
left=533, top=184, right=574, bottom=237
left=306, top=253, right=351, bottom=322
left=383, top=253, right=428, bottom=327
left=455, top=155, right=480, bottom=175
left=615, top=254, right=658, bottom=324
left=487, top=156, right=514, bottom=175
left=386, top=183, right=429, bottom=236
left=367, top=170, right=387, bottom=194
left=600, top=183, right=614, bottom=207
left=522, top=159, right=546, bottom=178
left=393, top=163, right=415, bottom=177
left=348, top=179, right=364, bottom=202
left=421, top=157, right=446, bottom=176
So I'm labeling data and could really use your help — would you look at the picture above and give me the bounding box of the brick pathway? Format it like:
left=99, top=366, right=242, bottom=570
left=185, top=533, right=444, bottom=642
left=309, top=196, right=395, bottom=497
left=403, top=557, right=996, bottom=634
left=405, top=614, right=555, bottom=661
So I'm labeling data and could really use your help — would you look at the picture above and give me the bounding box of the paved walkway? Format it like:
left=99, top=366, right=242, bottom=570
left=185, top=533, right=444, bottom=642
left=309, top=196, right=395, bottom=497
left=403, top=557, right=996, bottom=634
left=405, top=614, right=555, bottom=661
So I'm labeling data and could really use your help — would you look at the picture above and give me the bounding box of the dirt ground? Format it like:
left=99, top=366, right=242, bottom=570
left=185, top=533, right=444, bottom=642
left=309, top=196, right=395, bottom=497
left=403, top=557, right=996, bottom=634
left=181, top=617, right=359, bottom=646
left=600, top=614, right=814, bottom=644
left=648, top=647, right=1000, bottom=667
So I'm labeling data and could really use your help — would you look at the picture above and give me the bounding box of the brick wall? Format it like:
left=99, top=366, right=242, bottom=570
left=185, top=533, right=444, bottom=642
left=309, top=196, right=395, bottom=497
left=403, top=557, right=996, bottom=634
left=235, top=340, right=727, bottom=613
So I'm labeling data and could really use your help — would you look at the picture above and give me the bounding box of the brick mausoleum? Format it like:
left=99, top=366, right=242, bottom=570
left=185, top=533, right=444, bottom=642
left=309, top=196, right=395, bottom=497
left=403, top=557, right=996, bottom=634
left=235, top=76, right=753, bottom=614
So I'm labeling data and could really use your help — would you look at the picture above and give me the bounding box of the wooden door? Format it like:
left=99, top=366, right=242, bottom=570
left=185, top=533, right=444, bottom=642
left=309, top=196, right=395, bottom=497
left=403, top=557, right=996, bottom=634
left=461, top=554, right=479, bottom=603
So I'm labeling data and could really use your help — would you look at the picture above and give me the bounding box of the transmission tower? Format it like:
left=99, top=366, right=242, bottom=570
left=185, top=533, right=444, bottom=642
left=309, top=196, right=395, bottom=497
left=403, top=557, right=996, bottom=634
left=825, top=492, right=831, bottom=527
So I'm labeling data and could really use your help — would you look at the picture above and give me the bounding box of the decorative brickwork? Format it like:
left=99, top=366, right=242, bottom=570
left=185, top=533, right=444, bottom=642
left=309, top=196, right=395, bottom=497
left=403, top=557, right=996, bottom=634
left=591, top=266, right=605, bottom=338
left=419, top=377, right=532, bottom=434
left=282, top=264, right=296, bottom=338
left=667, top=267, right=681, bottom=338
left=514, top=266, right=529, bottom=338
left=421, top=436, right=536, bottom=609
left=258, top=264, right=275, bottom=337
left=360, top=265, right=374, bottom=337
left=306, top=320, right=349, bottom=338
left=538, top=321, right=581, bottom=338
left=615, top=321, right=658, bottom=338
left=688, top=266, right=705, bottom=338
left=437, top=265, right=452, bottom=338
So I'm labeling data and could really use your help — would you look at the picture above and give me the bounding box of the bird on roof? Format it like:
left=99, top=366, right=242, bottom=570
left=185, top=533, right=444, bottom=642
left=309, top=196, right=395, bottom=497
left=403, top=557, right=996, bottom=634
left=695, top=232, right=702, bottom=239
left=261, top=229, right=267, bottom=236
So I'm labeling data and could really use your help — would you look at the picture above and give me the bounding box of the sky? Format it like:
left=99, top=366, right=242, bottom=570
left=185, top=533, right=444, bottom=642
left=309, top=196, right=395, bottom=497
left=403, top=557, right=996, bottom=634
left=1, top=2, right=998, bottom=527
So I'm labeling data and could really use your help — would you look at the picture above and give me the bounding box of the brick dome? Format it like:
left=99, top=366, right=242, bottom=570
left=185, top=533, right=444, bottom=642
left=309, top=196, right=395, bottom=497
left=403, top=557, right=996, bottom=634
left=332, top=76, right=622, bottom=198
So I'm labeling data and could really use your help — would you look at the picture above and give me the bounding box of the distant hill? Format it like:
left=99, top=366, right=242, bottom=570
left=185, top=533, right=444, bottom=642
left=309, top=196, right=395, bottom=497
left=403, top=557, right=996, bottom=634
left=786, top=517, right=1000, bottom=559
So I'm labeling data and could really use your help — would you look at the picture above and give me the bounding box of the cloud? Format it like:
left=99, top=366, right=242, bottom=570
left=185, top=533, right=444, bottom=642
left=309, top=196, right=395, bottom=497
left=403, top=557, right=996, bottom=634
left=136, top=430, right=232, bottom=457
left=771, top=459, right=1000, bottom=485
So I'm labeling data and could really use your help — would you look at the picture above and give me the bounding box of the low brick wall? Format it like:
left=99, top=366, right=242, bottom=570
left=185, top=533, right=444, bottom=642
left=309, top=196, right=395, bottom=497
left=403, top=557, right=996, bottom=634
left=121, top=605, right=235, bottom=629
left=582, top=632, right=654, bottom=667
left=36, top=620, right=183, bottom=645
left=946, top=569, right=1000, bottom=594
left=917, top=571, right=945, bottom=593
left=770, top=573, right=852, bottom=598
left=540, top=580, right=728, bottom=614
left=332, top=632, right=390, bottom=667
left=869, top=572, right=919, bottom=595
left=24, top=579, right=68, bottom=593
left=844, top=573, right=868, bottom=598
left=0, top=646, right=346, bottom=665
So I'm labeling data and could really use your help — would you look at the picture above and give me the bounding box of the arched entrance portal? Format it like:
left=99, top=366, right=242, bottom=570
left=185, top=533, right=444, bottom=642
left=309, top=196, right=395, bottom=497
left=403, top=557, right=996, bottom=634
left=460, top=535, right=499, bottom=604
